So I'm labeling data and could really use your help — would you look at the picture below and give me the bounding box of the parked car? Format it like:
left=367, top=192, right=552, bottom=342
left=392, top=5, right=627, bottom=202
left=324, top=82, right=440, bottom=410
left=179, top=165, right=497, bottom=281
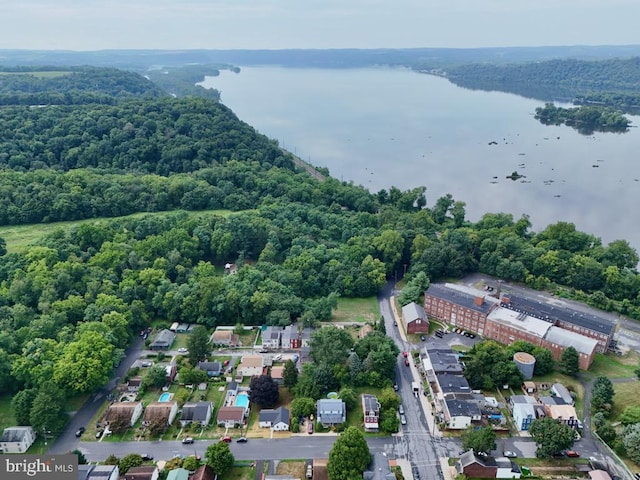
left=393, top=383, right=399, bottom=391
left=394, top=321, right=398, bottom=326
left=566, top=450, right=580, bottom=458
left=182, top=437, right=194, bottom=444
left=141, top=361, right=153, bottom=367
left=177, top=347, right=188, bottom=353
left=420, top=335, right=426, bottom=341
left=398, top=404, right=405, bottom=415
left=75, top=427, right=85, bottom=437
left=236, top=437, right=248, bottom=443
left=141, top=454, right=154, bottom=461
left=402, top=351, right=408, bottom=358
left=503, top=451, right=517, bottom=458
left=404, top=358, right=410, bottom=366
left=223, top=359, right=230, bottom=366
left=221, top=436, right=232, bottom=443
left=307, top=422, right=314, bottom=434
left=400, top=415, right=407, bottom=425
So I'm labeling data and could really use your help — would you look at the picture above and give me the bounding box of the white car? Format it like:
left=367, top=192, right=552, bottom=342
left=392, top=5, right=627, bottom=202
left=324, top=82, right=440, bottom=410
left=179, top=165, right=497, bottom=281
left=400, top=415, right=407, bottom=425
left=178, top=347, right=188, bottom=353
left=503, top=451, right=517, bottom=458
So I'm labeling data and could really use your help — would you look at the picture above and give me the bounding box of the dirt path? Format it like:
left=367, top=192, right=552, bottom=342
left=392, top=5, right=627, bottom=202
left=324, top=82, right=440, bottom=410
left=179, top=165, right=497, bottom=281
left=283, top=148, right=326, bottom=182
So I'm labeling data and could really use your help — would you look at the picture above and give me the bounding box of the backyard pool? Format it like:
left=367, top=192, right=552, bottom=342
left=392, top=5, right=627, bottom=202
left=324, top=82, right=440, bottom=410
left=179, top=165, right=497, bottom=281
left=235, top=393, right=249, bottom=408
left=159, top=392, right=173, bottom=402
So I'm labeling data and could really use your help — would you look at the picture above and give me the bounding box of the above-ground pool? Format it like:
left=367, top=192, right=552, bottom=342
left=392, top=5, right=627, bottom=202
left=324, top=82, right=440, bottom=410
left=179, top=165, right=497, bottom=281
left=159, top=392, right=173, bottom=402
left=235, top=393, right=249, bottom=408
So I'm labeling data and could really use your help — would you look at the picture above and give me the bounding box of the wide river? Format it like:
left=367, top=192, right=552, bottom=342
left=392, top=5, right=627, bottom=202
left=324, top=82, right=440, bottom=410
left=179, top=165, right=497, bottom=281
left=201, top=67, right=640, bottom=250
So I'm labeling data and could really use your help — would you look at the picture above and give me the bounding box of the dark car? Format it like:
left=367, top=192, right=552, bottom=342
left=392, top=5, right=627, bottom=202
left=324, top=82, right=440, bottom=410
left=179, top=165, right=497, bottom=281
left=182, top=437, right=194, bottom=444
left=236, top=437, right=248, bottom=443
left=75, top=427, right=85, bottom=438
left=420, top=335, right=426, bottom=341
left=404, top=358, right=410, bottom=366
left=393, top=383, right=399, bottom=391
left=141, top=454, right=154, bottom=461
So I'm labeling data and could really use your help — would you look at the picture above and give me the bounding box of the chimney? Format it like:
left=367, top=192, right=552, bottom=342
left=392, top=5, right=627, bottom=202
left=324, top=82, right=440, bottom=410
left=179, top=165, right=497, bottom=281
left=501, top=296, right=510, bottom=305
left=474, top=296, right=484, bottom=306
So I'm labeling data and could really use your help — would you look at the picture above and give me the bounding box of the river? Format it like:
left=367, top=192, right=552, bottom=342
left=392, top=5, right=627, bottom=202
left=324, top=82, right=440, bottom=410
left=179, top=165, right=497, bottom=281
left=200, top=67, right=640, bottom=250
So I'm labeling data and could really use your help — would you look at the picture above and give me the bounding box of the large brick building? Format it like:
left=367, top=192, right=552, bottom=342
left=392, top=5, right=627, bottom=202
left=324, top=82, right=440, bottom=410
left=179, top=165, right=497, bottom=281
left=423, top=283, right=613, bottom=370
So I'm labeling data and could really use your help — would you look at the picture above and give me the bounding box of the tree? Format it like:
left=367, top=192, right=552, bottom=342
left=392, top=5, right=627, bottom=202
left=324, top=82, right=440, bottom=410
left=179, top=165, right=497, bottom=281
left=378, top=386, right=401, bottom=411
left=338, top=387, right=357, bottom=411
left=559, top=346, right=580, bottom=377
left=596, top=423, right=616, bottom=445
left=29, top=382, right=68, bottom=436
left=71, top=449, right=87, bottom=464
left=291, top=397, right=317, bottom=419
left=529, top=417, right=576, bottom=458
left=249, top=375, right=279, bottom=408
left=461, top=426, right=496, bottom=454
left=182, top=455, right=200, bottom=472
left=12, top=388, right=37, bottom=425
left=327, top=426, right=371, bottom=480
left=379, top=408, right=400, bottom=434
left=144, top=364, right=168, bottom=388
left=119, top=454, right=143, bottom=474
left=591, top=376, right=615, bottom=415
left=205, top=441, right=234, bottom=476
left=104, top=455, right=119, bottom=466
left=619, top=406, right=640, bottom=425
left=309, top=327, right=353, bottom=367
left=178, top=366, right=208, bottom=385
left=187, top=325, right=210, bottom=365
left=283, top=359, right=299, bottom=389
left=532, top=347, right=555, bottom=376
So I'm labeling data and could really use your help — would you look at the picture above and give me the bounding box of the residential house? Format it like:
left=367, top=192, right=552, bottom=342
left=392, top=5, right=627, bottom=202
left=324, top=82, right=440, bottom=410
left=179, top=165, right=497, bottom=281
left=77, top=465, right=119, bottom=480
left=165, top=363, right=178, bottom=382
left=180, top=401, right=214, bottom=427
left=176, top=324, right=190, bottom=333
left=316, top=399, right=346, bottom=427
left=588, top=471, right=612, bottom=480
left=540, top=395, right=566, bottom=406
left=363, top=453, right=396, bottom=480
left=522, top=381, right=536, bottom=394
left=281, top=325, right=300, bottom=348
left=456, top=451, right=521, bottom=479
left=150, top=329, right=176, bottom=350
left=270, top=366, right=285, bottom=385
left=509, top=395, right=539, bottom=408
left=143, top=401, right=179, bottom=427
left=444, top=394, right=482, bottom=430
left=210, top=329, right=240, bottom=347
left=127, top=377, right=143, bottom=393
left=403, top=302, right=430, bottom=334
left=225, top=381, right=239, bottom=403
left=0, top=426, right=36, bottom=453
left=435, top=373, right=471, bottom=395
left=105, top=402, right=144, bottom=427
left=216, top=406, right=245, bottom=428
left=167, top=468, right=190, bottom=480
left=258, top=406, right=290, bottom=431
left=197, top=361, right=222, bottom=377
left=238, top=355, right=264, bottom=377
left=122, top=466, right=159, bottom=480
left=423, top=347, right=464, bottom=378
left=550, top=383, right=574, bottom=405
left=262, top=326, right=283, bottom=349
left=189, top=466, right=215, bottom=480
left=362, top=394, right=381, bottom=432
left=512, top=403, right=538, bottom=431
left=299, top=327, right=313, bottom=348
left=312, top=459, right=328, bottom=480
left=544, top=404, right=580, bottom=429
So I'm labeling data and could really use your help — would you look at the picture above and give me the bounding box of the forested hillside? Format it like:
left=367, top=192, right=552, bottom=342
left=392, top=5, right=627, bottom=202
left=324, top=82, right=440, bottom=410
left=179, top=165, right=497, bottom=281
left=444, top=57, right=640, bottom=111
left=2, top=65, right=640, bottom=436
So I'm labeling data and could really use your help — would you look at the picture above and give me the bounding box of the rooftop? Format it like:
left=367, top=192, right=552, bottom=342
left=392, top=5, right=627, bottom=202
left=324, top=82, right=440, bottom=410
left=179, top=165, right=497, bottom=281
left=402, top=302, right=427, bottom=322
left=240, top=355, right=263, bottom=368
left=487, top=307, right=553, bottom=338
left=544, top=326, right=598, bottom=356
left=426, top=284, right=498, bottom=315
left=436, top=373, right=470, bottom=393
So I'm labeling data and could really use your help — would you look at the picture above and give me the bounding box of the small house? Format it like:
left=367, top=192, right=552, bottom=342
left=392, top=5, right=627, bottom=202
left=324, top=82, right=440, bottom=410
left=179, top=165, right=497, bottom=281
left=77, top=465, right=119, bottom=480
left=105, top=402, right=144, bottom=427
left=122, top=466, right=159, bottom=480
left=258, top=406, right=290, bottom=431
left=551, top=383, right=574, bottom=405
left=270, top=366, right=285, bottom=385
left=149, top=329, right=176, bottom=350
left=197, top=361, right=222, bottom=377
left=317, top=399, right=346, bottom=427
left=216, top=406, right=245, bottom=428
left=0, top=426, right=36, bottom=453
left=238, top=355, right=264, bottom=377
left=362, top=394, right=381, bottom=432
left=143, top=401, right=179, bottom=426
left=210, top=330, right=240, bottom=347
left=180, top=401, right=214, bottom=427
left=403, top=302, right=429, bottom=334
left=127, top=377, right=143, bottom=393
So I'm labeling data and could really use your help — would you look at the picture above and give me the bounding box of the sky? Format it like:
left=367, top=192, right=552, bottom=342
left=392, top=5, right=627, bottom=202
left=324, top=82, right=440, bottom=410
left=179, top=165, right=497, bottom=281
left=1, top=0, right=639, bottom=51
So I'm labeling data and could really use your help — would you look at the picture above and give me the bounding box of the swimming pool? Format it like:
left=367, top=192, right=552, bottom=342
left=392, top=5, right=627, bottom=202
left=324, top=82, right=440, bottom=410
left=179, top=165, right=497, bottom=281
left=235, top=393, right=249, bottom=408
left=159, top=392, right=173, bottom=402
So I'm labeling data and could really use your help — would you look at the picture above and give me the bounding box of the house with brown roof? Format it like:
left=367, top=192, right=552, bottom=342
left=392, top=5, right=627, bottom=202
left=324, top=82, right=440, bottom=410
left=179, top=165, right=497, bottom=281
left=143, top=401, right=178, bottom=426
left=210, top=329, right=240, bottom=347
left=270, top=366, right=285, bottom=385
left=127, top=377, right=143, bottom=393
left=216, top=406, right=246, bottom=428
left=105, top=402, right=144, bottom=427
left=189, top=465, right=215, bottom=480
left=122, top=466, right=159, bottom=480
left=543, top=403, right=580, bottom=429
left=312, top=459, right=328, bottom=480
left=238, top=355, right=264, bottom=377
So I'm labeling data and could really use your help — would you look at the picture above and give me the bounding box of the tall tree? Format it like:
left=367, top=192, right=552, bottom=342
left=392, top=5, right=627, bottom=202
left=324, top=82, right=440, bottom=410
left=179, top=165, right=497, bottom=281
left=461, top=426, right=497, bottom=454
left=249, top=374, right=279, bottom=408
left=309, top=327, right=353, bottom=366
left=591, top=376, right=615, bottom=415
left=529, top=417, right=576, bottom=458
left=283, top=359, right=298, bottom=389
left=11, top=388, right=37, bottom=425
left=205, top=441, right=235, bottom=476
left=187, top=325, right=211, bottom=365
left=327, top=426, right=371, bottom=480
left=119, top=454, right=143, bottom=474
left=29, top=382, right=68, bottom=437
left=559, top=346, right=580, bottom=377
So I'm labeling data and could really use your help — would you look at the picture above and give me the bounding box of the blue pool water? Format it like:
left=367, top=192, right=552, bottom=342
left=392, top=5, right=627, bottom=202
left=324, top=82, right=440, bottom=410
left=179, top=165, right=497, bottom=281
left=159, top=392, right=172, bottom=402
left=235, top=394, right=249, bottom=408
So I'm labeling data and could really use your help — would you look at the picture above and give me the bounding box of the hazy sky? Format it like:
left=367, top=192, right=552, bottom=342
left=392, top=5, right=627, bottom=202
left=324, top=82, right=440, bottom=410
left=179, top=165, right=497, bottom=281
left=2, top=0, right=639, bottom=51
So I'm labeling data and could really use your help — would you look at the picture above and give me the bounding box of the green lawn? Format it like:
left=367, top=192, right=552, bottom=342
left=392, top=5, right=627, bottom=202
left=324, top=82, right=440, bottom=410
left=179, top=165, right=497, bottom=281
left=331, top=297, right=379, bottom=323
left=612, top=381, right=640, bottom=418
left=0, top=395, right=16, bottom=432
left=221, top=465, right=256, bottom=480
left=0, top=209, right=236, bottom=253
left=587, top=351, right=639, bottom=379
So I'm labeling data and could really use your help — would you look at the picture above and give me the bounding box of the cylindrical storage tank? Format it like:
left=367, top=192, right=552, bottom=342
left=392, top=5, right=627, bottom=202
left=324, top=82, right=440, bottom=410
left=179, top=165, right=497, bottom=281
left=513, top=352, right=536, bottom=380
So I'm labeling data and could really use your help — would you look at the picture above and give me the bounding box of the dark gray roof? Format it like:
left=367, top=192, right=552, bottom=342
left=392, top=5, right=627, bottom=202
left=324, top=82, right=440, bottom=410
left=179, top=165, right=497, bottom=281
left=436, top=374, right=470, bottom=393
left=501, top=294, right=615, bottom=335
left=317, top=399, right=346, bottom=424
left=425, top=347, right=464, bottom=374
left=259, top=406, right=290, bottom=425
left=180, top=401, right=213, bottom=422
left=426, top=284, right=495, bottom=315
left=197, top=361, right=221, bottom=373
left=1, top=427, right=32, bottom=442
left=446, top=399, right=481, bottom=417
left=227, top=381, right=238, bottom=392
left=150, top=329, right=175, bottom=347
left=363, top=453, right=395, bottom=480
left=540, top=396, right=566, bottom=406
left=362, top=394, right=381, bottom=413
left=402, top=302, right=427, bottom=323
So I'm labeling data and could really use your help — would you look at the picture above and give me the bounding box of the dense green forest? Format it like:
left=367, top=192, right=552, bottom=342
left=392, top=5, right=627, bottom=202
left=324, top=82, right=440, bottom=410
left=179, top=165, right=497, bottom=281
left=534, top=102, right=631, bottom=135
left=2, top=65, right=640, bottom=436
left=444, top=57, right=640, bottom=112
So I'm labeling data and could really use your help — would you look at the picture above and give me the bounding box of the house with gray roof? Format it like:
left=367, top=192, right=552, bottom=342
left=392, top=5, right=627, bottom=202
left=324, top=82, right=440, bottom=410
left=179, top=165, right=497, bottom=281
left=197, top=361, right=222, bottom=377
left=179, top=401, right=214, bottom=427
left=436, top=373, right=470, bottom=394
left=78, top=465, right=119, bottom=480
left=0, top=426, right=36, bottom=453
left=150, top=329, right=176, bottom=350
left=363, top=453, right=396, bottom=480
left=444, top=395, right=482, bottom=430
left=362, top=394, right=381, bottom=432
left=262, top=326, right=283, bottom=349
left=551, top=383, right=574, bottom=405
left=258, top=406, right=290, bottom=431
left=317, top=399, right=346, bottom=427
left=166, top=468, right=190, bottom=480
left=403, top=301, right=429, bottom=334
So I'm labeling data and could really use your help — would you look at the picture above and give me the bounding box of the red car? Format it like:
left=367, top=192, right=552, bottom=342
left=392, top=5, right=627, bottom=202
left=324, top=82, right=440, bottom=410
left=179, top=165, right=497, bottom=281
left=402, top=351, right=408, bottom=358
left=404, top=359, right=410, bottom=367
left=221, top=436, right=232, bottom=443
left=223, top=360, right=230, bottom=367
left=565, top=450, right=580, bottom=458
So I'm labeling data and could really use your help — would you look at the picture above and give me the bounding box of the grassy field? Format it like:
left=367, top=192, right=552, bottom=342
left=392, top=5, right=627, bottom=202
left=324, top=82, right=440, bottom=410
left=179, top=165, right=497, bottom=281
left=612, top=381, right=640, bottom=418
left=220, top=465, right=256, bottom=480
left=331, top=297, right=379, bottom=323
left=587, top=351, right=639, bottom=379
left=0, top=209, right=235, bottom=253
